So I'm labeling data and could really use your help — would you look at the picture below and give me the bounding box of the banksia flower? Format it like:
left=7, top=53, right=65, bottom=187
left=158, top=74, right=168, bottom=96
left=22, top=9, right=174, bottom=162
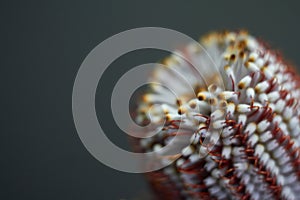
left=134, top=30, right=300, bottom=200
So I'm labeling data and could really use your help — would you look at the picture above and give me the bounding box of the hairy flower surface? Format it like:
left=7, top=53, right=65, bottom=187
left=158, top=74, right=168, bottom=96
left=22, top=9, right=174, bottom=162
left=134, top=31, right=300, bottom=200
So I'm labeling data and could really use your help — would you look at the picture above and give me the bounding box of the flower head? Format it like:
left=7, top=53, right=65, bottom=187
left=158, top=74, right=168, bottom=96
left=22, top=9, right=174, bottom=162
left=135, top=30, right=300, bottom=200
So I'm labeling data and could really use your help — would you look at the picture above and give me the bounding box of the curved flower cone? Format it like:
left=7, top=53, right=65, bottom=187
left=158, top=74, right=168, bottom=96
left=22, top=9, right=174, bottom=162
left=134, top=30, right=300, bottom=200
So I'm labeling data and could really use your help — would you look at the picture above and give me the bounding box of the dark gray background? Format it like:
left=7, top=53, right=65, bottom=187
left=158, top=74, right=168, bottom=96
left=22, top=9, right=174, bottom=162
left=1, top=0, right=300, bottom=199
